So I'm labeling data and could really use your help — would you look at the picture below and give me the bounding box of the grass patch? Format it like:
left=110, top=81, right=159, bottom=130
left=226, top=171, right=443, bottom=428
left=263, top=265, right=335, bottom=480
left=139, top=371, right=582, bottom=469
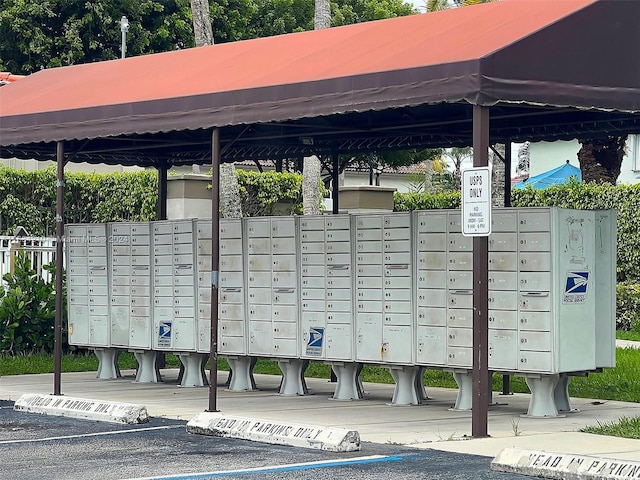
left=581, top=416, right=640, bottom=439
left=616, top=330, right=640, bottom=342
left=2, top=346, right=640, bottom=404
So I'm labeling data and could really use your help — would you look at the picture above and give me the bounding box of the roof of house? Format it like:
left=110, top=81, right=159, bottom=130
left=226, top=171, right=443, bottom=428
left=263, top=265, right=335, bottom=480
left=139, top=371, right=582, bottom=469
left=0, top=72, right=25, bottom=86
left=1, top=0, right=638, bottom=167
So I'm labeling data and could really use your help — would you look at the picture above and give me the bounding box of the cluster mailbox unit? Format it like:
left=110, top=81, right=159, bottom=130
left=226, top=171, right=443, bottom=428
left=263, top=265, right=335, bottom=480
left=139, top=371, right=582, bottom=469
left=66, top=207, right=616, bottom=417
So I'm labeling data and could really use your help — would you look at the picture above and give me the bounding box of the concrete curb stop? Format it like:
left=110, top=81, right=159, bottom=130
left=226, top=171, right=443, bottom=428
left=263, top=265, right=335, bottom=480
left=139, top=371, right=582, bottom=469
left=187, top=412, right=361, bottom=452
left=13, top=393, right=149, bottom=424
left=491, top=447, right=640, bottom=480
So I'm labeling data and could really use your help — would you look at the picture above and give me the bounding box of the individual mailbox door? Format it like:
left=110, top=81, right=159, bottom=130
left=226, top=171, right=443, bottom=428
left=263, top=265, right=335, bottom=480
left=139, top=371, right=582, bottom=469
left=416, top=326, right=447, bottom=365
left=489, top=329, right=518, bottom=371
left=382, top=326, right=413, bottom=364
left=325, top=324, right=352, bottom=360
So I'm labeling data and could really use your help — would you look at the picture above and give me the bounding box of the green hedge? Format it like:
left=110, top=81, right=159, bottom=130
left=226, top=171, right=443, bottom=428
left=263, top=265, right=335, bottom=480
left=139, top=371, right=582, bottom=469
left=395, top=182, right=640, bottom=283
left=0, top=167, right=158, bottom=236
left=617, top=283, right=640, bottom=332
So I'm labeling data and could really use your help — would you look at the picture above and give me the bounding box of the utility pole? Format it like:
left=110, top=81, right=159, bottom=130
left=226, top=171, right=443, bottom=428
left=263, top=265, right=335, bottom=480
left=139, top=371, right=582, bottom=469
left=120, top=16, right=129, bottom=59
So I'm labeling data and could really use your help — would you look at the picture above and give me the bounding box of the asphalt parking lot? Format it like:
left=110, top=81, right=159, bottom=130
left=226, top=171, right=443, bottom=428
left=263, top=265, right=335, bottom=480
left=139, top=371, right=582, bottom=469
left=0, top=400, right=534, bottom=480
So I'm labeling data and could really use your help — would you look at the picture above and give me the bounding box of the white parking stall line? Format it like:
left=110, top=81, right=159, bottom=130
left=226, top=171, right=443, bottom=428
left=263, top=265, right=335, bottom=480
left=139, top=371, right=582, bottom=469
left=0, top=425, right=182, bottom=444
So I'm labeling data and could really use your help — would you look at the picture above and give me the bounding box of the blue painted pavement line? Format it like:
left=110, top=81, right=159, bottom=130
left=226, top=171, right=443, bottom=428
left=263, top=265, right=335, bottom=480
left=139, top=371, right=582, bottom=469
left=125, top=454, right=406, bottom=479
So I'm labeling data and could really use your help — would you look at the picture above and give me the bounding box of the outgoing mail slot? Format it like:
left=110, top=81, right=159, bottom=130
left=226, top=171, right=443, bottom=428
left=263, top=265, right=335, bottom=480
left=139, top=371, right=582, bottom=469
left=448, top=290, right=473, bottom=309
left=519, top=292, right=551, bottom=312
left=174, top=264, right=194, bottom=276
left=272, top=289, right=297, bottom=304
left=220, top=288, right=243, bottom=304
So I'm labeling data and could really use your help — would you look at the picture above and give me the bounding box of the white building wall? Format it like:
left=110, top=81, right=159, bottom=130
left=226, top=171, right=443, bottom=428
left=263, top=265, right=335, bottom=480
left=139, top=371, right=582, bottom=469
left=528, top=136, right=640, bottom=185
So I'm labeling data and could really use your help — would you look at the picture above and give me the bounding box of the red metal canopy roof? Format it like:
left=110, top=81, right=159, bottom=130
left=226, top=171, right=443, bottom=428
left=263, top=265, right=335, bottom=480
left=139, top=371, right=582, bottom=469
left=1, top=0, right=639, bottom=166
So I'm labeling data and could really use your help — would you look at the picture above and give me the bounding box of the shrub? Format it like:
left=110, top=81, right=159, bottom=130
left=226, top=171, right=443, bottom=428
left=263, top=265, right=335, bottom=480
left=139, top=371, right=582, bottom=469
left=0, top=252, right=64, bottom=355
left=616, top=283, right=640, bottom=332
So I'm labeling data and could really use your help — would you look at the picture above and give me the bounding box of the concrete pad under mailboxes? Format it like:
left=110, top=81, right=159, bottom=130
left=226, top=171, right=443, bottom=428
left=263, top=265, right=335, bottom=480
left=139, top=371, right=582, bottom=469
left=187, top=412, right=360, bottom=452
left=14, top=393, right=149, bottom=424
left=491, top=447, right=640, bottom=480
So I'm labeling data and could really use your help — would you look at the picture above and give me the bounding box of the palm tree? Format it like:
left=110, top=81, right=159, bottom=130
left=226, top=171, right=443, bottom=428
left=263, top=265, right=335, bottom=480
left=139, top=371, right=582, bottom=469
left=190, top=0, right=242, bottom=217
left=302, top=0, right=331, bottom=216
left=578, top=136, right=627, bottom=184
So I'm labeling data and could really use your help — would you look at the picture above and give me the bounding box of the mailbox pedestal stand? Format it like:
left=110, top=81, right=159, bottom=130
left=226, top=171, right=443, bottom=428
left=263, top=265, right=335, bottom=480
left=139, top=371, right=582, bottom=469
left=93, top=348, right=121, bottom=379
left=329, top=363, right=363, bottom=401
left=277, top=359, right=307, bottom=395
left=178, top=353, right=208, bottom=387
left=389, top=366, right=421, bottom=406
left=524, top=374, right=564, bottom=418
left=133, top=350, right=161, bottom=383
left=227, top=356, right=257, bottom=391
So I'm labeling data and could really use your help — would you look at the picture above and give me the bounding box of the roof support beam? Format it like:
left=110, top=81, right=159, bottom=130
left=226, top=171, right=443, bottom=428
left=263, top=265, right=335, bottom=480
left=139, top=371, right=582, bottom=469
left=54, top=141, right=65, bottom=396
left=208, top=128, right=221, bottom=413
left=472, top=105, right=489, bottom=438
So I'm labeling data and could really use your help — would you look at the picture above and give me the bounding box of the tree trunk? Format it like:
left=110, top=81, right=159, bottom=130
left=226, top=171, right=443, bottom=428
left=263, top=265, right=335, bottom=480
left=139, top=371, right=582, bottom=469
left=302, top=0, right=331, bottom=216
left=578, top=136, right=627, bottom=184
left=314, top=0, right=331, bottom=29
left=190, top=0, right=214, bottom=47
left=516, top=141, right=530, bottom=180
left=491, top=144, right=506, bottom=207
left=303, top=155, right=322, bottom=215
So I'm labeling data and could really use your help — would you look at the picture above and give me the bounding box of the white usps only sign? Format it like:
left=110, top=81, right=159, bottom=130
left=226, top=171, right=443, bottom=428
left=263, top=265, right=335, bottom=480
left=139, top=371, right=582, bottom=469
left=462, top=167, right=492, bottom=237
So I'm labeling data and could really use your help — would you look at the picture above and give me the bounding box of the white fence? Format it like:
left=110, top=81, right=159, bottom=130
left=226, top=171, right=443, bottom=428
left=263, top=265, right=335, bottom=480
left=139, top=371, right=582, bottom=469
left=0, top=236, right=58, bottom=285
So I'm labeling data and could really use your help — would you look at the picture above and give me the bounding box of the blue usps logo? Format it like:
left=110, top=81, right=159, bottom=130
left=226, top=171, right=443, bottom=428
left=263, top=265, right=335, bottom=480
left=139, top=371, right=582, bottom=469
left=307, top=327, right=324, bottom=348
left=158, top=321, right=172, bottom=346
left=563, top=272, right=589, bottom=303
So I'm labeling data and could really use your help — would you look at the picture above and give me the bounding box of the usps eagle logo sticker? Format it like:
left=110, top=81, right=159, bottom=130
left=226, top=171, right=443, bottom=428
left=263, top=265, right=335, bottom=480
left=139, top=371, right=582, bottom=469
left=563, top=271, right=589, bottom=303
left=305, top=327, right=324, bottom=357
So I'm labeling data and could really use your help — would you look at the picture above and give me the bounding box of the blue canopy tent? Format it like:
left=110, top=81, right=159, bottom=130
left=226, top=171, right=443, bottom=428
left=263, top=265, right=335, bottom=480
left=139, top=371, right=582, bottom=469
left=513, top=161, right=582, bottom=189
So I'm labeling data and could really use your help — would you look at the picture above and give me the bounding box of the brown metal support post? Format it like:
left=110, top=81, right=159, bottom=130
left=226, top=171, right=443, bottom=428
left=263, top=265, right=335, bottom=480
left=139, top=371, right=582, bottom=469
left=208, top=128, right=221, bottom=412
left=332, top=151, right=339, bottom=214
left=329, top=150, right=340, bottom=383
left=158, top=161, right=168, bottom=221
left=472, top=106, right=489, bottom=438
left=502, top=141, right=512, bottom=396
left=156, top=162, right=168, bottom=369
left=54, top=142, right=65, bottom=396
